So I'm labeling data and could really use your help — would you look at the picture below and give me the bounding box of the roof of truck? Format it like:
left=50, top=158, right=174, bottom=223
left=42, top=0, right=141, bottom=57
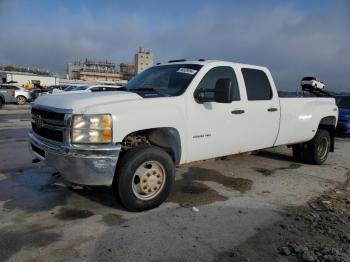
left=158, top=60, right=268, bottom=70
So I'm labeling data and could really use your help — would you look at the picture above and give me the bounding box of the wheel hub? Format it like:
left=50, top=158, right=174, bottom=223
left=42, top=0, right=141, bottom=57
left=318, top=137, right=329, bottom=160
left=140, top=170, right=163, bottom=194
left=132, top=161, right=166, bottom=200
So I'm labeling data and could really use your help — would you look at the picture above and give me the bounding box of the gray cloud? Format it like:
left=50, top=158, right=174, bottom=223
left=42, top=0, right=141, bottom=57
left=0, top=1, right=349, bottom=91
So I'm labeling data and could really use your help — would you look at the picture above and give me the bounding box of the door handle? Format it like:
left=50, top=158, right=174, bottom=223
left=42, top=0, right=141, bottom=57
left=267, top=108, right=278, bottom=112
left=231, top=109, right=245, bottom=114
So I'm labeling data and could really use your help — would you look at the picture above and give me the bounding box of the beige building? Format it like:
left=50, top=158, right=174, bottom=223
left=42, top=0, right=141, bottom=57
left=134, top=47, right=153, bottom=74
left=79, top=71, right=122, bottom=83
left=120, top=63, right=135, bottom=80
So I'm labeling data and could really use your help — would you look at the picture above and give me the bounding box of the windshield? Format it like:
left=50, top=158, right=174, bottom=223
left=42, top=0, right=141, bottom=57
left=336, top=97, right=350, bottom=109
left=125, top=64, right=202, bottom=97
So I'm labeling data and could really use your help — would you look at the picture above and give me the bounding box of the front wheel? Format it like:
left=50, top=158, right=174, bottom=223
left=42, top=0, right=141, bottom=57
left=113, top=145, right=175, bottom=211
left=16, top=95, right=27, bottom=105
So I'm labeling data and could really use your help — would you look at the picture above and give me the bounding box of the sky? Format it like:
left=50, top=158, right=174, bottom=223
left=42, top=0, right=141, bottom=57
left=0, top=0, right=349, bottom=91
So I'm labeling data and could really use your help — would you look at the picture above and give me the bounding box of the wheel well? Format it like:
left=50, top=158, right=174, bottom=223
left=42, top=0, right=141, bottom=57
left=120, top=128, right=182, bottom=164
left=318, top=116, right=336, bottom=152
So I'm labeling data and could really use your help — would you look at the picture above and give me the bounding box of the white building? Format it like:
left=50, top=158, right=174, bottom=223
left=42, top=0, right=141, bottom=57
left=0, top=71, right=58, bottom=87
left=134, top=47, right=153, bottom=74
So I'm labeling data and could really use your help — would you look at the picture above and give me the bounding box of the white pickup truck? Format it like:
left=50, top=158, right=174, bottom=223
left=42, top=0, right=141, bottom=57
left=29, top=60, right=338, bottom=211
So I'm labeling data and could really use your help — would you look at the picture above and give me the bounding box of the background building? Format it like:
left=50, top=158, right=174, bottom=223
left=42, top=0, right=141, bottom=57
left=67, top=58, right=122, bottom=83
left=120, top=63, right=135, bottom=80
left=79, top=71, right=122, bottom=83
left=0, top=70, right=58, bottom=87
left=134, top=47, right=153, bottom=74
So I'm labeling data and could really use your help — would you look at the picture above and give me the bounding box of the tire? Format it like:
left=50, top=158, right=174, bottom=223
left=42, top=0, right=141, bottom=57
left=0, top=98, right=4, bottom=109
left=113, top=145, right=175, bottom=211
left=306, top=129, right=330, bottom=165
left=292, top=129, right=330, bottom=165
left=16, top=95, right=26, bottom=105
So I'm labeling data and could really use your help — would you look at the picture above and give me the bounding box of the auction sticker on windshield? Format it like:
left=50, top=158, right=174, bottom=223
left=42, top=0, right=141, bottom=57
left=177, top=68, right=198, bottom=75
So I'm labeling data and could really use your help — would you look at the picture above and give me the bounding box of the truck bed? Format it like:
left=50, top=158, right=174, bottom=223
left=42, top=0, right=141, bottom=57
left=274, top=97, right=337, bottom=146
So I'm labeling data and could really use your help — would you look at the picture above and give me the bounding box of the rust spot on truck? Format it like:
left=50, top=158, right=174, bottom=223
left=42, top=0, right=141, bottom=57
left=168, top=167, right=253, bottom=206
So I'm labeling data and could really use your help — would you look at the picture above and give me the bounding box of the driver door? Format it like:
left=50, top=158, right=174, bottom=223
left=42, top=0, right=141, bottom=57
left=186, top=66, right=244, bottom=162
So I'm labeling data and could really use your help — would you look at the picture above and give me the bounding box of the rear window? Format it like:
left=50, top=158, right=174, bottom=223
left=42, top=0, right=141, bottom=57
left=242, top=68, right=273, bottom=101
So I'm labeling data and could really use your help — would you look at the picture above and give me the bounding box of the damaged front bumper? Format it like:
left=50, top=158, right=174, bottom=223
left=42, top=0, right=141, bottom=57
left=28, top=129, right=121, bottom=186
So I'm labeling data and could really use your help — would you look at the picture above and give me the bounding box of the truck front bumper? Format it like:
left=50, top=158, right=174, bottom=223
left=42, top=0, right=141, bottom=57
left=28, top=129, right=121, bottom=186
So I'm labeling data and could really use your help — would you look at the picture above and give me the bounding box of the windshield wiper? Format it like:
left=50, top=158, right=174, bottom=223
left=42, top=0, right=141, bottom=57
left=130, top=87, right=169, bottom=97
left=131, top=87, right=157, bottom=92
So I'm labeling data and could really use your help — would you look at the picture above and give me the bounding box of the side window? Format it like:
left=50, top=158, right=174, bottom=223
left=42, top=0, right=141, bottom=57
left=197, top=66, right=240, bottom=101
left=241, top=68, right=272, bottom=100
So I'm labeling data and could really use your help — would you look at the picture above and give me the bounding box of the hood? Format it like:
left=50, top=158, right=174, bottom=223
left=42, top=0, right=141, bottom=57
left=33, top=91, right=142, bottom=113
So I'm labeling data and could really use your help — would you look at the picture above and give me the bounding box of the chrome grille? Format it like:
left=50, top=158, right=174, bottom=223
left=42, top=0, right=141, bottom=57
left=31, top=108, right=65, bottom=121
left=31, top=106, right=71, bottom=143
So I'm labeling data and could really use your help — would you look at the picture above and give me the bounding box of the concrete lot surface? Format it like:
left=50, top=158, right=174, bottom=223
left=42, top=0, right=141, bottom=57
left=0, top=104, right=349, bottom=262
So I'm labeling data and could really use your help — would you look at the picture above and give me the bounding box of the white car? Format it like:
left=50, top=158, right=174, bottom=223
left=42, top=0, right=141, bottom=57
left=29, top=60, right=338, bottom=211
left=70, top=84, right=121, bottom=92
left=1, top=84, right=33, bottom=104
left=301, top=77, right=325, bottom=90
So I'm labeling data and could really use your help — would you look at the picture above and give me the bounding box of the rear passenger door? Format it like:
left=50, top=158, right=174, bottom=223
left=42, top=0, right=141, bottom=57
left=239, top=68, right=280, bottom=152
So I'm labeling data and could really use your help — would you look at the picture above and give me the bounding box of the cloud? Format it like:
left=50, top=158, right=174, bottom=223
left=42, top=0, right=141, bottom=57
left=0, top=0, right=349, bottom=91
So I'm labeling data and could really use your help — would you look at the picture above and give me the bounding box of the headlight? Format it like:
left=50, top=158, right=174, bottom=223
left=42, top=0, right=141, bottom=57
left=71, top=114, right=112, bottom=144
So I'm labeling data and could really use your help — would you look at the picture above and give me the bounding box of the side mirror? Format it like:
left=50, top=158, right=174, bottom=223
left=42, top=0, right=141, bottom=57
left=214, top=78, right=232, bottom=103
left=194, top=88, right=206, bottom=103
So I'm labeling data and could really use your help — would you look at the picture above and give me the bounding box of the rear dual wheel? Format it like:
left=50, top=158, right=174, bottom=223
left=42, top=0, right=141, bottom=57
left=292, top=129, right=330, bottom=165
left=113, top=145, right=175, bottom=211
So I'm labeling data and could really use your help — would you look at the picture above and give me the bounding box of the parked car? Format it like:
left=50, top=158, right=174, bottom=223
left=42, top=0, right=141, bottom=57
left=68, top=84, right=121, bottom=92
left=29, top=60, right=338, bottom=211
left=301, top=76, right=325, bottom=90
left=29, top=88, right=44, bottom=100
left=14, top=86, right=33, bottom=104
left=0, top=84, right=33, bottom=105
left=336, top=96, right=350, bottom=135
left=46, top=84, right=75, bottom=94
left=0, top=94, right=4, bottom=108
left=0, top=84, right=15, bottom=108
